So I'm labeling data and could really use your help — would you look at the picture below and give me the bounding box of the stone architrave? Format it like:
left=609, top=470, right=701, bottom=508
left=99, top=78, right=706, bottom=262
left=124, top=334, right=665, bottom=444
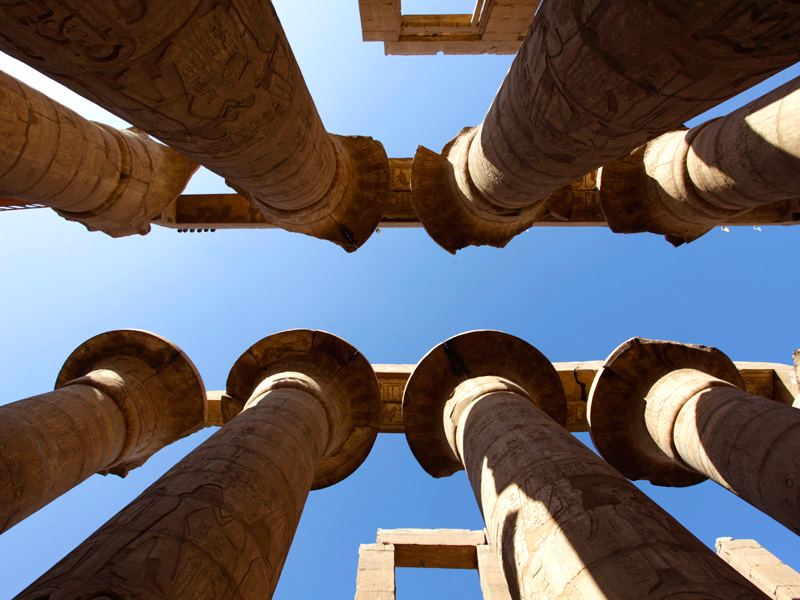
left=410, top=0, right=800, bottom=252
left=15, top=330, right=381, bottom=599
left=0, top=2, right=389, bottom=251
left=0, top=330, right=206, bottom=535
left=716, top=538, right=800, bottom=600
left=403, top=330, right=769, bottom=599
left=588, top=338, right=800, bottom=535
left=600, top=77, right=800, bottom=245
left=0, top=69, right=198, bottom=237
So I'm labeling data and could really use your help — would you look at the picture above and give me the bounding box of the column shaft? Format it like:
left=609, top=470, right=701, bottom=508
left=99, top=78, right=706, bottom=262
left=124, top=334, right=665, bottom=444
left=600, top=77, right=800, bottom=243
left=0, top=69, right=197, bottom=237
left=0, top=384, right=125, bottom=533
left=685, top=77, right=800, bottom=211
left=468, top=0, right=800, bottom=210
left=648, top=371, right=800, bottom=534
left=0, top=1, right=333, bottom=211
left=455, top=391, right=765, bottom=599
left=16, top=386, right=328, bottom=599
left=410, top=0, right=800, bottom=252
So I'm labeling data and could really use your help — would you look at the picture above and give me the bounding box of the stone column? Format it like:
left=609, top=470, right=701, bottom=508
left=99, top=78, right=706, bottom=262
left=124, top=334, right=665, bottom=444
left=588, top=338, right=800, bottom=535
left=0, top=69, right=197, bottom=237
left=0, top=330, right=206, bottom=534
left=410, top=0, right=800, bottom=253
left=403, top=330, right=768, bottom=599
left=0, top=2, right=389, bottom=250
left=15, top=330, right=381, bottom=599
left=600, top=77, right=800, bottom=245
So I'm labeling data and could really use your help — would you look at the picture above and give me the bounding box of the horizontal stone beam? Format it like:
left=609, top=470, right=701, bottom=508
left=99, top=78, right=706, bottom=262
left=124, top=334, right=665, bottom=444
left=357, top=0, right=538, bottom=55
left=376, top=528, right=486, bottom=569
left=147, top=162, right=799, bottom=230
left=205, top=360, right=798, bottom=431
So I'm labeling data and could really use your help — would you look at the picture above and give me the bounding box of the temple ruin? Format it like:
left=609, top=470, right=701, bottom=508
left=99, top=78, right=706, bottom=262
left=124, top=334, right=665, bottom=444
left=0, top=1, right=799, bottom=598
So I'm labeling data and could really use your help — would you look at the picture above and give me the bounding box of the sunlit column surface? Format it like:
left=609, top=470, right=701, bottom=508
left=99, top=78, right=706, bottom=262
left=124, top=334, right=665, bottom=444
left=600, top=77, right=800, bottom=245
left=14, top=330, right=380, bottom=599
left=0, top=330, right=206, bottom=535
left=0, top=2, right=389, bottom=250
left=403, top=330, right=768, bottom=599
left=0, top=69, right=197, bottom=237
left=588, top=338, right=800, bottom=535
left=410, top=0, right=800, bottom=252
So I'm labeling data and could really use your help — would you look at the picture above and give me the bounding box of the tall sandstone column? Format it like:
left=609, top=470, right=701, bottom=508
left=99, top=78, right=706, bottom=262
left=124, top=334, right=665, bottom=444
left=0, top=69, right=198, bottom=237
left=600, top=77, right=800, bottom=245
left=411, top=0, right=800, bottom=252
left=0, top=330, right=206, bottom=534
left=403, top=330, right=768, bottom=599
left=0, top=2, right=389, bottom=250
left=588, top=338, right=800, bottom=535
left=15, top=330, right=381, bottom=599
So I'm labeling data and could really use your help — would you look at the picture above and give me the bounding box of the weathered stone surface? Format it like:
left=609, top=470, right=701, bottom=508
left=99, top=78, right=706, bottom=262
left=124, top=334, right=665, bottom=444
left=358, top=0, right=537, bottom=55
left=411, top=0, right=800, bottom=251
left=0, top=330, right=205, bottom=535
left=0, top=1, right=389, bottom=250
left=355, top=543, right=396, bottom=600
left=402, top=330, right=565, bottom=478
left=15, top=330, right=381, bottom=599
left=600, top=77, right=800, bottom=244
left=376, top=528, right=485, bottom=569
left=404, top=331, right=768, bottom=599
left=717, top=538, right=800, bottom=600
left=0, top=69, right=197, bottom=237
left=477, top=544, right=513, bottom=600
left=590, top=338, right=800, bottom=535
left=225, top=329, right=382, bottom=489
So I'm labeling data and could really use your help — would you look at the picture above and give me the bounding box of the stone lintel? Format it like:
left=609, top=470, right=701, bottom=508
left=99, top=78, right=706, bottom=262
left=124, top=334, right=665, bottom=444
left=205, top=360, right=797, bottom=430
left=357, top=0, right=536, bottom=55
left=148, top=166, right=799, bottom=231
left=376, top=528, right=486, bottom=569
left=716, top=538, right=800, bottom=600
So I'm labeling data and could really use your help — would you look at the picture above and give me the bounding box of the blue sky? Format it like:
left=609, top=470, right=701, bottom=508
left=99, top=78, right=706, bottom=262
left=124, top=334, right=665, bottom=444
left=0, top=1, right=798, bottom=598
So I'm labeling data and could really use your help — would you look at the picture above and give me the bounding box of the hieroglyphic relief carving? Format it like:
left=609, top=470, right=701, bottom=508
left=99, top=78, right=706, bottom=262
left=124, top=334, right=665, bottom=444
left=0, top=1, right=389, bottom=250
left=0, top=330, right=205, bottom=536
left=589, top=338, right=800, bottom=535
left=600, top=77, right=800, bottom=245
left=0, top=68, right=197, bottom=236
left=403, top=331, right=769, bottom=599
left=410, top=0, right=800, bottom=251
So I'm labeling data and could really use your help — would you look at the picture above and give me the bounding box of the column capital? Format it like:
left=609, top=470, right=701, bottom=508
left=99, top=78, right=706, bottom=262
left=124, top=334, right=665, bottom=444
left=402, top=330, right=566, bottom=478
left=225, top=329, right=381, bottom=489
left=588, top=337, right=743, bottom=486
left=411, top=129, right=544, bottom=253
left=56, top=329, right=206, bottom=476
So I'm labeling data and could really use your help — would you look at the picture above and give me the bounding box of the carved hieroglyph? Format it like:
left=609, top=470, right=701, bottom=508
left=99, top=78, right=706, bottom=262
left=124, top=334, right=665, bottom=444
left=0, top=1, right=389, bottom=250
left=403, top=331, right=769, bottom=599
left=600, top=77, right=800, bottom=245
left=15, top=330, right=381, bottom=599
left=0, top=69, right=197, bottom=237
left=411, top=0, right=800, bottom=252
left=589, top=338, right=800, bottom=535
left=0, top=330, right=205, bottom=535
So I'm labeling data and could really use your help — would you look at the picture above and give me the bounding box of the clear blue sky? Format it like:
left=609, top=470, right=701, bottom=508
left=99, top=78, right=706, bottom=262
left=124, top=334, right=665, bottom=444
left=0, top=1, right=798, bottom=598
